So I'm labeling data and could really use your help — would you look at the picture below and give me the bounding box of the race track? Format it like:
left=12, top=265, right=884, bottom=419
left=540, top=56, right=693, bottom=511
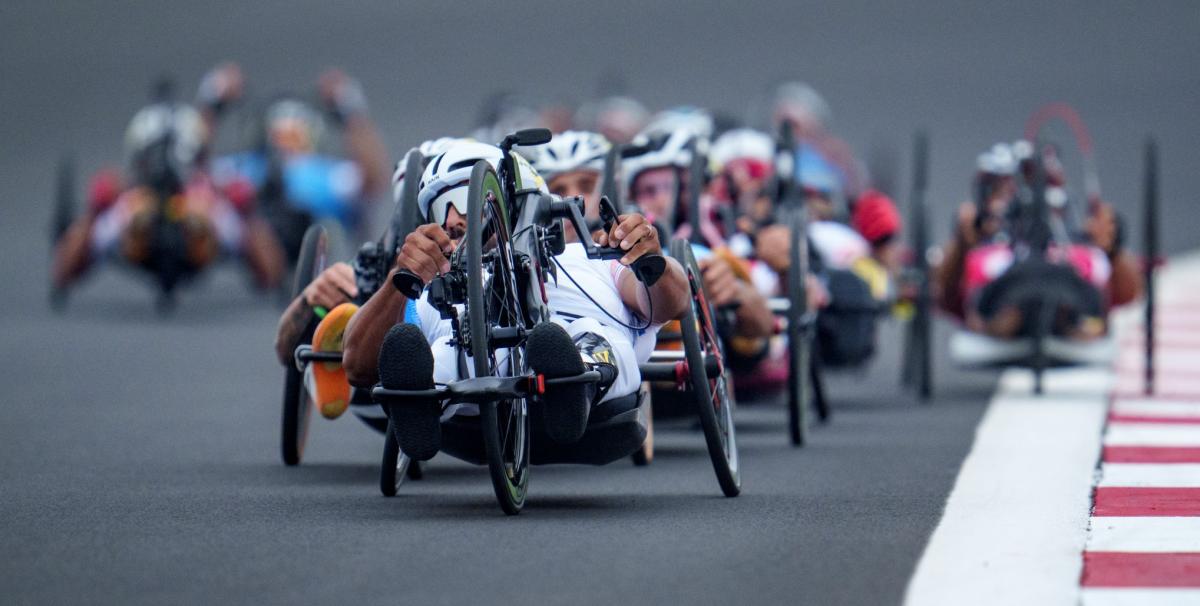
left=1, top=2, right=1196, bottom=604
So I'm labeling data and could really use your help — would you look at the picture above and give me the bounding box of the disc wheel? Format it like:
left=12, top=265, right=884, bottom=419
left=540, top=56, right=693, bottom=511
left=784, top=206, right=812, bottom=446
left=465, top=161, right=531, bottom=515
left=380, top=417, right=415, bottom=497
left=280, top=224, right=328, bottom=466
left=670, top=238, right=740, bottom=497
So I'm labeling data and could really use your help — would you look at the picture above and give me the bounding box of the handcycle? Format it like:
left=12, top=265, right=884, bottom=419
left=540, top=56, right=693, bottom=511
left=374, top=129, right=740, bottom=515
left=711, top=123, right=935, bottom=446
left=51, top=145, right=213, bottom=314
left=281, top=147, right=427, bottom=495
left=946, top=108, right=1161, bottom=394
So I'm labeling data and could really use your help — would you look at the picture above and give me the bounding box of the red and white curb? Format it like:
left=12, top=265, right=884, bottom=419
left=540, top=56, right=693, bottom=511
left=906, top=253, right=1200, bottom=605
left=1082, top=258, right=1200, bottom=604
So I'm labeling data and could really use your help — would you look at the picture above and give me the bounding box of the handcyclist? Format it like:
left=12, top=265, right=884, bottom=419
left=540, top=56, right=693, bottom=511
left=52, top=94, right=287, bottom=294
left=770, top=80, right=865, bottom=199
left=622, top=122, right=779, bottom=366
left=936, top=141, right=1141, bottom=338
left=340, top=141, right=691, bottom=460
left=272, top=137, right=467, bottom=420
left=204, top=63, right=388, bottom=240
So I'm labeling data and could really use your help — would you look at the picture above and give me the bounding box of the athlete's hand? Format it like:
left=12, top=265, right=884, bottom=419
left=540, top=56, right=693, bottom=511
left=318, top=69, right=368, bottom=121
left=395, top=224, right=453, bottom=284
left=1085, top=201, right=1119, bottom=256
left=755, top=225, right=791, bottom=273
left=594, top=213, right=662, bottom=266
left=196, top=63, right=244, bottom=111
left=699, top=257, right=742, bottom=308
left=303, top=262, right=357, bottom=310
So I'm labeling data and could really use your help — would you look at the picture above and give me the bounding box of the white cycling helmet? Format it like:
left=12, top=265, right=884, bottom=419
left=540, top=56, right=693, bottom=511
left=772, top=81, right=833, bottom=131
left=622, top=128, right=697, bottom=197
left=417, top=141, right=546, bottom=224
left=642, top=106, right=714, bottom=142
left=124, top=102, right=208, bottom=182
left=976, top=142, right=1017, bottom=176
left=528, top=130, right=611, bottom=180
left=391, top=137, right=472, bottom=202
left=709, top=128, right=774, bottom=173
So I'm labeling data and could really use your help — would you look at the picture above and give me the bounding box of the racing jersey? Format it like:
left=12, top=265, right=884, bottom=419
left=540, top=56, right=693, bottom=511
left=409, top=242, right=661, bottom=364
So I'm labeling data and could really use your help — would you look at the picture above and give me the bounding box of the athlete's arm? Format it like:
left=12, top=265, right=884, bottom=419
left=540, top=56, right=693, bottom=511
left=700, top=256, right=775, bottom=338
left=343, top=224, right=452, bottom=387
left=1086, top=202, right=1142, bottom=307
left=935, top=202, right=978, bottom=318
left=318, top=70, right=388, bottom=198
left=273, top=263, right=357, bottom=366
left=596, top=213, right=689, bottom=324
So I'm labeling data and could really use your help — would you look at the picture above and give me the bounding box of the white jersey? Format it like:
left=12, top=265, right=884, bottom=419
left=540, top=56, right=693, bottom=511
left=809, top=220, right=870, bottom=270
left=413, top=242, right=658, bottom=406
left=413, top=243, right=659, bottom=361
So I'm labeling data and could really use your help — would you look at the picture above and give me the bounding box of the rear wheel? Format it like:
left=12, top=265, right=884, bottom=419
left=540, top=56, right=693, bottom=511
left=465, top=161, right=531, bottom=515
left=380, top=418, right=414, bottom=497
left=671, top=238, right=740, bottom=497
left=784, top=206, right=812, bottom=446
left=631, top=385, right=654, bottom=466
left=280, top=224, right=328, bottom=466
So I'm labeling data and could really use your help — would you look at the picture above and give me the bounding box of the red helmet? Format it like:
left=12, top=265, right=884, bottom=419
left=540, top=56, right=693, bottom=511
left=851, top=189, right=901, bottom=244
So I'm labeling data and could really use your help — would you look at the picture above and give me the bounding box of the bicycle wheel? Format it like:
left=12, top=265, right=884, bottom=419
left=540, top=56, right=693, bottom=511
left=670, top=238, right=740, bottom=497
left=280, top=224, right=327, bottom=466
left=387, top=148, right=425, bottom=258
left=784, top=206, right=811, bottom=447
left=465, top=161, right=531, bottom=515
left=380, top=417, right=414, bottom=497
left=630, top=385, right=654, bottom=466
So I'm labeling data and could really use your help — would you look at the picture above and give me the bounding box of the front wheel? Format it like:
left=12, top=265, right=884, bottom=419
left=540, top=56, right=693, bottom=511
left=784, top=207, right=812, bottom=447
left=380, top=418, right=414, bottom=497
left=465, top=161, right=531, bottom=515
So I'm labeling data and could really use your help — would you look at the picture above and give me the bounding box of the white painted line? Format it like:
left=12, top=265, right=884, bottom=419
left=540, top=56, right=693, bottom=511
left=1082, top=589, right=1200, bottom=606
left=904, top=367, right=1108, bottom=606
left=1105, top=423, right=1200, bottom=447
left=1113, top=400, right=1200, bottom=418
left=1087, top=517, right=1200, bottom=552
left=1100, top=464, right=1200, bottom=487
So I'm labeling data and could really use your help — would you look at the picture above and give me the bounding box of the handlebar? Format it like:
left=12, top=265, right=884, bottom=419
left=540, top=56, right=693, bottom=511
left=549, top=195, right=666, bottom=286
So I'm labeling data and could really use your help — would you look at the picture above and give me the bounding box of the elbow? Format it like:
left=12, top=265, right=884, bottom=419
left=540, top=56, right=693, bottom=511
left=342, top=342, right=376, bottom=388
left=274, top=334, right=293, bottom=368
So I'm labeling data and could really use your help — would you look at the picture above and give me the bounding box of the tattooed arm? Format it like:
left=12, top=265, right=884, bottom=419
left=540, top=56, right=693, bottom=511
left=273, top=262, right=358, bottom=366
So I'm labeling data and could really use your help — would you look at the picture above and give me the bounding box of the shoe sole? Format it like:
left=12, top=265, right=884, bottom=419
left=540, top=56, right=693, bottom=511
left=527, top=322, right=589, bottom=444
left=312, top=302, right=357, bottom=419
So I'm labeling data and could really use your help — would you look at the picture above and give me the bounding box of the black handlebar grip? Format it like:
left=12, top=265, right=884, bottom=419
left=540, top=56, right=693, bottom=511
left=391, top=270, right=425, bottom=300
left=630, top=254, right=666, bottom=286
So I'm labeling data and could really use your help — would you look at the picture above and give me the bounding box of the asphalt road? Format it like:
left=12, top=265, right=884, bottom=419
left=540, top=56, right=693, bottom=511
left=1, top=2, right=1196, bottom=604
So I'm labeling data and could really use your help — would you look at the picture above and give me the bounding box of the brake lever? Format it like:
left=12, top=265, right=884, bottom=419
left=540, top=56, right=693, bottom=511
left=575, top=195, right=666, bottom=286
